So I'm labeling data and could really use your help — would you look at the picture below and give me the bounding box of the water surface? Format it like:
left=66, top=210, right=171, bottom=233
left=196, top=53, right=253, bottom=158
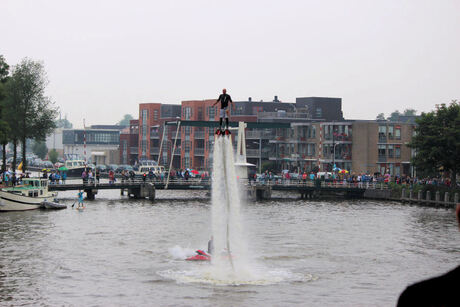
left=0, top=189, right=459, bottom=306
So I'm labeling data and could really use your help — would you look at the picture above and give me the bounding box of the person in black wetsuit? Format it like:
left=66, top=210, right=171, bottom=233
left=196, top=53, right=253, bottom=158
left=213, top=88, right=234, bottom=132
left=397, top=203, right=460, bottom=307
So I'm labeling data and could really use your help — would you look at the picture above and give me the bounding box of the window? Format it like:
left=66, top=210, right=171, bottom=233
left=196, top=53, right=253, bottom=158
left=142, top=109, right=148, bottom=140
left=252, top=106, right=262, bottom=114
left=378, top=145, right=386, bottom=157
left=379, top=125, right=387, bottom=140
left=315, top=108, right=322, bottom=118
left=184, top=107, right=192, bottom=120
left=154, top=110, right=158, bottom=121
left=208, top=106, right=215, bottom=119
left=388, top=126, right=394, bottom=139
left=388, top=145, right=394, bottom=157
left=184, top=141, right=191, bottom=153
left=395, top=127, right=401, bottom=139
left=395, top=145, right=401, bottom=158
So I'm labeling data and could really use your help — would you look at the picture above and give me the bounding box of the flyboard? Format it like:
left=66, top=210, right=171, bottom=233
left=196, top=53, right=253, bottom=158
left=215, top=128, right=235, bottom=270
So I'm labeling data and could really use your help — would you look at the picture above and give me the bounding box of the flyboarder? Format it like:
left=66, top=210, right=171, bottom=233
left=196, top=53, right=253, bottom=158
left=213, top=88, right=234, bottom=135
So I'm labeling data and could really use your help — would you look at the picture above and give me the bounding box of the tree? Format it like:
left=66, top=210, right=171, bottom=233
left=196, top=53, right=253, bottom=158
left=376, top=113, right=385, bottom=120
left=403, top=108, right=417, bottom=116
left=0, top=55, right=11, bottom=171
left=48, top=148, right=58, bottom=164
left=0, top=55, right=9, bottom=83
left=32, top=141, right=48, bottom=159
left=118, top=114, right=133, bottom=126
left=388, top=110, right=401, bottom=122
left=56, top=117, right=73, bottom=128
left=409, top=101, right=460, bottom=183
left=4, top=58, right=57, bottom=172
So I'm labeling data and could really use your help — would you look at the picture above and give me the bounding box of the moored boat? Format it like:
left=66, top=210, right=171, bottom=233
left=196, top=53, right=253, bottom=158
left=64, top=159, right=88, bottom=177
left=0, top=178, right=58, bottom=211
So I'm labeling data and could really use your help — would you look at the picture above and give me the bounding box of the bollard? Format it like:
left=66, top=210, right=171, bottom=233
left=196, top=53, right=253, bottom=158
left=444, top=192, right=449, bottom=204
left=409, top=190, right=413, bottom=200
left=402, top=188, right=406, bottom=199
left=435, top=191, right=440, bottom=203
left=418, top=190, right=422, bottom=201
left=426, top=191, right=431, bottom=203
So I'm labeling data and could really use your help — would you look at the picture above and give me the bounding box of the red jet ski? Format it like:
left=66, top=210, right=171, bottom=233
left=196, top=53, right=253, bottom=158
left=186, top=250, right=211, bottom=261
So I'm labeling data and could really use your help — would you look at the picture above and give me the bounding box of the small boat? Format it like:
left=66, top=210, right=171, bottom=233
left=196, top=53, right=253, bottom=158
left=64, top=159, right=88, bottom=177
left=0, top=178, right=58, bottom=211
left=41, top=201, right=67, bottom=209
left=186, top=250, right=211, bottom=261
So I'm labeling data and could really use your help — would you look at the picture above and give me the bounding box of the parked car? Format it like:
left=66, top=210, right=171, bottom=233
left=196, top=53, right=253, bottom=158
left=42, top=161, right=54, bottom=169
left=107, top=164, right=118, bottom=172
left=96, top=165, right=108, bottom=173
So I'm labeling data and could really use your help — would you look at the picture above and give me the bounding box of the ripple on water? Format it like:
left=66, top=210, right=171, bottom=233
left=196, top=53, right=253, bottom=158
left=156, top=267, right=316, bottom=286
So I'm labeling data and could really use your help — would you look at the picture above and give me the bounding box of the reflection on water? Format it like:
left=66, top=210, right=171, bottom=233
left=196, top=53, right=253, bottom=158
left=0, top=191, right=459, bottom=306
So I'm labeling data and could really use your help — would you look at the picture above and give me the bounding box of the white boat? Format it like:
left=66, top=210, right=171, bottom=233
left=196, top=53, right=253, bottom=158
left=0, top=178, right=58, bottom=211
left=64, top=159, right=88, bottom=177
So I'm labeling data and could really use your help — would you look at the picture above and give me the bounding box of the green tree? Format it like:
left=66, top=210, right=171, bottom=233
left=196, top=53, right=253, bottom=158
left=32, top=141, right=48, bottom=159
left=0, top=55, right=11, bottom=171
left=4, top=58, right=57, bottom=172
left=403, top=108, right=417, bottom=116
left=56, top=116, right=72, bottom=128
left=409, top=101, right=460, bottom=182
left=388, top=110, right=401, bottom=121
left=118, top=114, right=133, bottom=126
left=48, top=148, right=58, bottom=164
left=376, top=113, right=385, bottom=120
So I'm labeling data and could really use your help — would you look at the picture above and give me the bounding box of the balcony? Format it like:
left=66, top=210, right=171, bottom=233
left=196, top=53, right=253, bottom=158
left=257, top=112, right=310, bottom=120
left=246, top=149, right=260, bottom=157
left=194, top=131, right=205, bottom=139
left=324, top=134, right=352, bottom=142
left=378, top=155, right=387, bottom=162
left=194, top=148, right=205, bottom=156
left=150, top=132, right=160, bottom=139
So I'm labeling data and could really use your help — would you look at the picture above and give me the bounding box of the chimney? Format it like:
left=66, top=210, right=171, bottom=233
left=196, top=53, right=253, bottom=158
left=274, top=95, right=279, bottom=102
left=248, top=97, right=252, bottom=102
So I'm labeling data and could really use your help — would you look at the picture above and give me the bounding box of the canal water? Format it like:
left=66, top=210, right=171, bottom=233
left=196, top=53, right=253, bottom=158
left=0, top=189, right=459, bottom=306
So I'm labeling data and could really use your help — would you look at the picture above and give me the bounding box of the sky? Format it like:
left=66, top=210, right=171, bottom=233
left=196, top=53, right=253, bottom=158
left=1, top=0, right=459, bottom=128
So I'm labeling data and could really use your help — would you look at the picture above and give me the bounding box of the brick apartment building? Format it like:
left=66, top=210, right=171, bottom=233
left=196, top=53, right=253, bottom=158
left=132, top=97, right=416, bottom=176
left=119, top=119, right=139, bottom=165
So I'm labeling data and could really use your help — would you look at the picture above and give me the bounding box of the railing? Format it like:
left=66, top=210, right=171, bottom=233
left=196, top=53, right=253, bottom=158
left=257, top=112, right=310, bottom=119
left=245, top=131, right=276, bottom=139
left=194, top=148, right=205, bottom=155
left=47, top=177, right=389, bottom=190
left=252, top=180, right=389, bottom=190
left=246, top=149, right=260, bottom=157
left=194, top=131, right=205, bottom=139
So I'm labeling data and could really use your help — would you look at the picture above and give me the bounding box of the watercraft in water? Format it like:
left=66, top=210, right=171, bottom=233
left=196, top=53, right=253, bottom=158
left=186, top=250, right=211, bottom=261
left=0, top=178, right=58, bottom=211
left=42, top=200, right=67, bottom=209
left=64, top=159, right=88, bottom=177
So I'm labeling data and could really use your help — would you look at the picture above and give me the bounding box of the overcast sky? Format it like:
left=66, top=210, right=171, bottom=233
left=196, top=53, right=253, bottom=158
left=2, top=0, right=459, bottom=128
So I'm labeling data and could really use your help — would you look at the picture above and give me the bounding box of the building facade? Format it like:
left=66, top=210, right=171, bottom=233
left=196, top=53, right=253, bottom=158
left=135, top=97, right=416, bottom=176
left=62, top=128, right=121, bottom=164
